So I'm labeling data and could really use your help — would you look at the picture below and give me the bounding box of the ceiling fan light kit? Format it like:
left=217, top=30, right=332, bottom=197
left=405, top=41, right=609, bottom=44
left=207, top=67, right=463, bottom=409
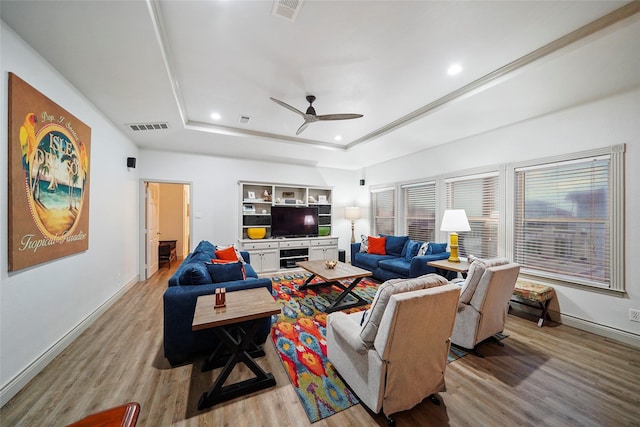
left=270, top=95, right=363, bottom=135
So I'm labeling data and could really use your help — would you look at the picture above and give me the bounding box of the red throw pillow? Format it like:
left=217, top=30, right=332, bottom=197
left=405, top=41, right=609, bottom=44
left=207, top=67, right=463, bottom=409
left=214, top=246, right=239, bottom=261
left=368, top=236, right=386, bottom=255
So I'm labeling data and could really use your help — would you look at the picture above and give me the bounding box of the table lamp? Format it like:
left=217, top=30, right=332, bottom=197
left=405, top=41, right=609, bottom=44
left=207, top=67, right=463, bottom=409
left=345, top=206, right=361, bottom=243
left=440, top=209, right=470, bottom=262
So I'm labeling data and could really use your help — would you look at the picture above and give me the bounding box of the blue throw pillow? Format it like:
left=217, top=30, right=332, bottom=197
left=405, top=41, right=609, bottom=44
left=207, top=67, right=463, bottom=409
left=404, top=240, right=422, bottom=261
left=429, top=242, right=448, bottom=254
left=178, top=262, right=211, bottom=286
left=190, top=250, right=214, bottom=263
left=381, top=235, right=409, bottom=257
left=206, top=261, right=246, bottom=283
left=400, top=239, right=409, bottom=258
left=194, top=240, right=216, bottom=257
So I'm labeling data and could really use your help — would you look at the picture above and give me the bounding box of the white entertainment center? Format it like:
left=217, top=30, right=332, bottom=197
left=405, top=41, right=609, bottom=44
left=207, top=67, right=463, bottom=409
left=238, top=181, right=339, bottom=273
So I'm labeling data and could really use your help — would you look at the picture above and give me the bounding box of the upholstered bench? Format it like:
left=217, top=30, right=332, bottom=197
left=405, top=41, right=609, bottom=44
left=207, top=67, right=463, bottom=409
left=510, top=280, right=555, bottom=327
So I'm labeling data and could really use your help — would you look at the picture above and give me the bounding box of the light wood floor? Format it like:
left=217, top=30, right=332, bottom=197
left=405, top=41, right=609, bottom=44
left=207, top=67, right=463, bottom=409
left=2, top=266, right=640, bottom=426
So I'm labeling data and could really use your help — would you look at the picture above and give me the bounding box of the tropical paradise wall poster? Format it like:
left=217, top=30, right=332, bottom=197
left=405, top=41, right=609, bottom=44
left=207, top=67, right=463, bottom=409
left=8, top=73, right=91, bottom=271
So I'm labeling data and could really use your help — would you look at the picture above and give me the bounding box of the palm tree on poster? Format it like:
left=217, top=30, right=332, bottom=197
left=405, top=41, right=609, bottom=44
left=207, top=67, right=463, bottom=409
left=61, top=152, right=79, bottom=211
left=31, top=142, right=57, bottom=204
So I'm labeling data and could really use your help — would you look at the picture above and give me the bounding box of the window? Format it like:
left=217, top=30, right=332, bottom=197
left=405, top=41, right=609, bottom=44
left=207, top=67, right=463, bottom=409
left=371, top=187, right=395, bottom=236
left=403, top=182, right=436, bottom=242
left=512, top=146, right=624, bottom=291
left=445, top=172, right=499, bottom=259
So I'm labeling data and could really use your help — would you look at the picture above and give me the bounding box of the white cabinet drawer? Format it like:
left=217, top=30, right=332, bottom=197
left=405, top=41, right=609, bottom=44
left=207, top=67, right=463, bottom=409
left=310, top=238, right=338, bottom=247
left=243, top=241, right=278, bottom=250
left=280, top=240, right=309, bottom=248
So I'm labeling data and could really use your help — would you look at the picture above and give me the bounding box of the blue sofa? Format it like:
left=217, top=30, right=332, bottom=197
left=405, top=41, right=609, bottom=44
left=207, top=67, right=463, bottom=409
left=351, top=235, right=450, bottom=281
left=163, top=240, right=273, bottom=365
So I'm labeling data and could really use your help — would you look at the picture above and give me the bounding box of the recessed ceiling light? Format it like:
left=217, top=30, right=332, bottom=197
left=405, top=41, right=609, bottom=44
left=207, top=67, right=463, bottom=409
left=334, top=135, right=342, bottom=141
left=447, top=63, right=463, bottom=76
left=210, top=113, right=221, bottom=120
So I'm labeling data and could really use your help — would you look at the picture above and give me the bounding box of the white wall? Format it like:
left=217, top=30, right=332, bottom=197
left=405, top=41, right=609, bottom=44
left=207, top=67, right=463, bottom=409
left=363, top=88, right=640, bottom=345
left=138, top=150, right=363, bottom=255
left=0, top=22, right=140, bottom=404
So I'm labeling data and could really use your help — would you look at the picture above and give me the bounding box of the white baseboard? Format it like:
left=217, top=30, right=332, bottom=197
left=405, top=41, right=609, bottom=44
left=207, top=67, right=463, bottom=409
left=510, top=304, right=640, bottom=349
left=559, top=313, right=640, bottom=349
left=0, top=275, right=139, bottom=407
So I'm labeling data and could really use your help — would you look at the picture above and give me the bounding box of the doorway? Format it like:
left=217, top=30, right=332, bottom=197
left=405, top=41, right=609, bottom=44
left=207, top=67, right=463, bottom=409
left=140, top=180, right=192, bottom=280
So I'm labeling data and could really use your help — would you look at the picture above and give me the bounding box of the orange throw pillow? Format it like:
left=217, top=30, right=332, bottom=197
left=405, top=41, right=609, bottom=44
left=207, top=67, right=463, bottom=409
left=210, top=258, right=237, bottom=264
left=214, top=246, right=239, bottom=261
left=368, top=236, right=386, bottom=255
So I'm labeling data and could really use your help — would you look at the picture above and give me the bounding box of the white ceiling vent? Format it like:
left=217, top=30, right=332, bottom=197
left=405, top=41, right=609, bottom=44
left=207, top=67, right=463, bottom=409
left=128, top=122, right=169, bottom=131
left=272, top=0, right=304, bottom=22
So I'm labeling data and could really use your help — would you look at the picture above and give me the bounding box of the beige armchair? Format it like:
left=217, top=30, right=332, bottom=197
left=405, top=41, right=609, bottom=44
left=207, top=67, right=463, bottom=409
left=326, top=274, right=460, bottom=424
left=451, top=258, right=520, bottom=355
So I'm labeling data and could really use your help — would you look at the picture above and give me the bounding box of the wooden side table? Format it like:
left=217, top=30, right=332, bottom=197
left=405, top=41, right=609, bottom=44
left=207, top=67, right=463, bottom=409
left=192, top=287, right=281, bottom=410
left=427, top=259, right=470, bottom=280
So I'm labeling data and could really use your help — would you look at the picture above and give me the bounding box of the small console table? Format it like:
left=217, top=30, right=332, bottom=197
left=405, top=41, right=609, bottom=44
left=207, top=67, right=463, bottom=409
left=159, top=240, right=177, bottom=268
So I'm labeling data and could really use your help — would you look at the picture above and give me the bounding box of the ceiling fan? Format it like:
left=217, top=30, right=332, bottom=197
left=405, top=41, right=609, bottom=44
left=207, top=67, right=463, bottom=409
left=270, top=95, right=363, bottom=135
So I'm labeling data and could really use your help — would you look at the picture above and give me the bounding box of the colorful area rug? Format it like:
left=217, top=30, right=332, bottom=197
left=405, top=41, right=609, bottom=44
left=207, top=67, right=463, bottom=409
left=269, top=273, right=468, bottom=423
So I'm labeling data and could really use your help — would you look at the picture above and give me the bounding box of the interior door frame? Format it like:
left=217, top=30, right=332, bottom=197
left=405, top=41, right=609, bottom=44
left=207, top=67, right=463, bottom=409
left=146, top=182, right=161, bottom=278
left=139, top=179, right=193, bottom=280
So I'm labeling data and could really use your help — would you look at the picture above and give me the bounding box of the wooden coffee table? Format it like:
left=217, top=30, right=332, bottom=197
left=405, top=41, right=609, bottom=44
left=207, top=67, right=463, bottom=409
left=296, top=260, right=373, bottom=313
left=192, top=287, right=281, bottom=410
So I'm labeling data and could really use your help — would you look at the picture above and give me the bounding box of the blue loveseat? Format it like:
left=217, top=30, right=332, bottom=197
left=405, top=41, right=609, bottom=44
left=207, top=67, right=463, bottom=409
left=351, top=235, right=450, bottom=281
left=163, top=240, right=273, bottom=365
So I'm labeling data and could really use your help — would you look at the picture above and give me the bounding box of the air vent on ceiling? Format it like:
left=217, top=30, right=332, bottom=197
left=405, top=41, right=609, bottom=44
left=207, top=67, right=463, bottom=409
left=128, top=122, right=169, bottom=131
left=272, top=0, right=304, bottom=22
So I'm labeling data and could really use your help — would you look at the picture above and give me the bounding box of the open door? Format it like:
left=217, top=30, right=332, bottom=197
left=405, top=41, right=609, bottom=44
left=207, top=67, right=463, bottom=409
left=146, top=182, right=160, bottom=278
left=140, top=180, right=192, bottom=280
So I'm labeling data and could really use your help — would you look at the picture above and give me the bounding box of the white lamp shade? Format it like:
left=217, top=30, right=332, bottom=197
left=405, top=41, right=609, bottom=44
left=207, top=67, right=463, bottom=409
left=345, top=206, right=361, bottom=221
left=303, top=215, right=315, bottom=225
left=440, top=209, right=471, bottom=232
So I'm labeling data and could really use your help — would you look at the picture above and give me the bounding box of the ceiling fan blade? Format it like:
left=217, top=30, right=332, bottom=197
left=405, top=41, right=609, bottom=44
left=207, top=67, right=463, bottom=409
left=316, top=113, right=364, bottom=121
left=273, top=95, right=363, bottom=135
left=296, top=122, right=310, bottom=135
left=270, top=97, right=305, bottom=118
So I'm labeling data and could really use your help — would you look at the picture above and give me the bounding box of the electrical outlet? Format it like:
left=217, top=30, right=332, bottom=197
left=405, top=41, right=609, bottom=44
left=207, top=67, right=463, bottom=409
left=630, top=309, right=640, bottom=322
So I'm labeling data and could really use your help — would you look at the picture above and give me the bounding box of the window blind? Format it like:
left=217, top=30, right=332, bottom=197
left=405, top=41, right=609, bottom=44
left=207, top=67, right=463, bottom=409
left=372, top=188, right=395, bottom=236
left=445, top=173, right=499, bottom=259
left=514, top=156, right=610, bottom=286
left=403, top=182, right=436, bottom=242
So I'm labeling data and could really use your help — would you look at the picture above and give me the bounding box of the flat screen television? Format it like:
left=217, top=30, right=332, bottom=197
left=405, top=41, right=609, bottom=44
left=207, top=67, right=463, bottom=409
left=271, top=206, right=319, bottom=238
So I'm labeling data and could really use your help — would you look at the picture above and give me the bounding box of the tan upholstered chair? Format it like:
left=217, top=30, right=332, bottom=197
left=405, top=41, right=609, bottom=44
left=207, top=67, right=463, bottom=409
left=326, top=274, right=460, bottom=425
left=451, top=258, right=520, bottom=355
